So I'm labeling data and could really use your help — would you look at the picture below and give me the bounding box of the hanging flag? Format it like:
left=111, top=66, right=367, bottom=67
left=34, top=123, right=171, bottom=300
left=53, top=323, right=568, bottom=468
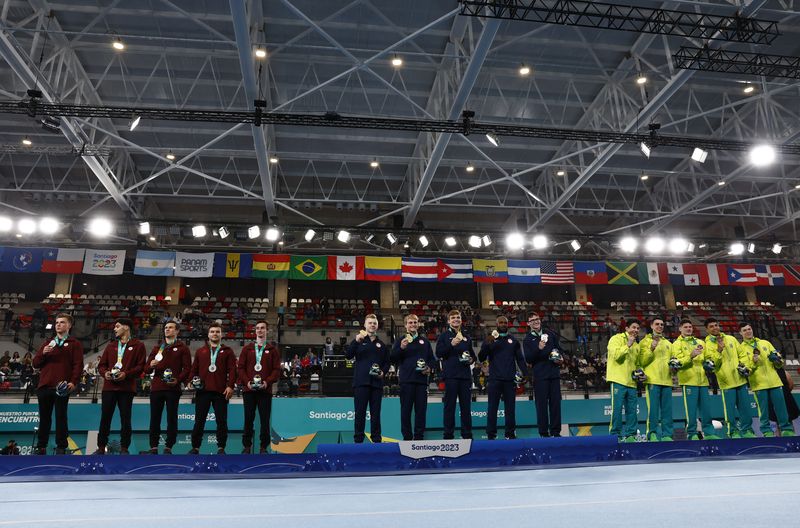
left=726, top=264, right=762, bottom=286
left=438, top=259, right=473, bottom=283
left=574, top=262, right=607, bottom=284
left=327, top=256, right=365, bottom=280
left=0, top=247, right=43, bottom=273
left=251, top=254, right=290, bottom=279
left=758, top=264, right=784, bottom=286
left=673, top=263, right=709, bottom=286
left=507, top=260, right=541, bottom=283
left=667, top=263, right=686, bottom=285
left=401, top=257, right=438, bottom=282
left=134, top=250, right=175, bottom=276
left=41, top=248, right=85, bottom=274
left=174, top=252, right=214, bottom=278
left=705, top=264, right=729, bottom=286
left=290, top=255, right=327, bottom=280
left=638, top=262, right=668, bottom=285
left=606, top=262, right=639, bottom=285
left=541, top=261, right=574, bottom=284
left=82, top=249, right=125, bottom=275
left=782, top=264, right=800, bottom=286
left=472, top=259, right=508, bottom=283
left=364, top=256, right=401, bottom=281
left=213, top=253, right=253, bottom=278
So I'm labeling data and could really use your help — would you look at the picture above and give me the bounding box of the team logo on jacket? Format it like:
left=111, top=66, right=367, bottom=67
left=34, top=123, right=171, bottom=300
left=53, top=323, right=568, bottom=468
left=376, top=343, right=382, bottom=348
left=418, top=339, right=424, bottom=345
left=507, top=338, right=513, bottom=344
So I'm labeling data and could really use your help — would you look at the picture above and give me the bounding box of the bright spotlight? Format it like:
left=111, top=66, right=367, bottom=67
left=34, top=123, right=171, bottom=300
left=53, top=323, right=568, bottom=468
left=39, top=217, right=59, bottom=235
left=218, top=226, right=230, bottom=239
left=691, top=147, right=708, bottom=163
left=266, top=227, right=280, bottom=241
left=0, top=216, right=12, bottom=232
left=255, top=47, right=267, bottom=59
left=112, top=38, right=125, bottom=51
left=248, top=226, right=261, bottom=239
left=640, top=142, right=651, bottom=158
left=519, top=64, right=531, bottom=76
left=620, top=236, right=638, bottom=253
left=418, top=235, right=429, bottom=248
left=668, top=237, right=688, bottom=254
left=482, top=235, right=492, bottom=247
left=506, top=233, right=524, bottom=250
left=444, top=236, right=457, bottom=247
left=531, top=234, right=548, bottom=249
left=636, top=73, right=647, bottom=84
left=749, top=144, right=776, bottom=167
left=88, top=218, right=113, bottom=237
left=138, top=221, right=150, bottom=235
left=644, top=237, right=665, bottom=253
left=304, top=229, right=316, bottom=242
left=747, top=242, right=756, bottom=254
left=468, top=235, right=482, bottom=248
left=336, top=230, right=350, bottom=243
left=485, top=132, right=499, bottom=147
left=772, top=243, right=783, bottom=255
left=191, top=225, right=207, bottom=238
left=386, top=233, right=397, bottom=245
left=391, top=55, right=403, bottom=67
left=730, top=242, right=745, bottom=255
left=18, top=218, right=36, bottom=234
left=129, top=115, right=141, bottom=131
left=569, top=239, right=581, bottom=252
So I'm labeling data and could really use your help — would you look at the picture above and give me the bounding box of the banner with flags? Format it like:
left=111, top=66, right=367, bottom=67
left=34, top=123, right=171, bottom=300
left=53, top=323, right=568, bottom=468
left=401, top=257, right=438, bottom=282
left=134, top=250, right=175, bottom=276
left=438, top=259, right=473, bottom=283
left=606, top=262, right=639, bottom=285
left=252, top=254, right=290, bottom=279
left=507, top=260, right=541, bottom=283
left=290, top=255, right=327, bottom=280
left=364, top=256, right=401, bottom=282
left=327, top=256, right=364, bottom=280
left=213, top=253, right=253, bottom=278
left=0, top=247, right=43, bottom=273
left=472, top=259, right=508, bottom=283
left=41, top=248, right=85, bottom=274
left=574, top=262, right=607, bottom=284
left=541, top=261, right=574, bottom=284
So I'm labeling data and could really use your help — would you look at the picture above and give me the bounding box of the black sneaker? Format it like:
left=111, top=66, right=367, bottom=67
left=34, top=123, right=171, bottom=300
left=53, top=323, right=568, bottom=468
left=92, top=446, right=106, bottom=455
left=241, top=446, right=252, bottom=454
left=188, top=448, right=200, bottom=455
left=217, top=448, right=226, bottom=455
left=54, top=448, right=66, bottom=455
left=505, top=434, right=517, bottom=440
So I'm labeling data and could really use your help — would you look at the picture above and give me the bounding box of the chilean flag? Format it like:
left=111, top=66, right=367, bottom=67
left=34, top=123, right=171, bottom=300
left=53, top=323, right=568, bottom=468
left=41, top=248, right=85, bottom=274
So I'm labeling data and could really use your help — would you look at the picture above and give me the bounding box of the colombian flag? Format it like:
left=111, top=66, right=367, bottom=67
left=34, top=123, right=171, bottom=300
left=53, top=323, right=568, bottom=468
left=364, top=256, right=401, bottom=281
left=252, top=254, right=290, bottom=278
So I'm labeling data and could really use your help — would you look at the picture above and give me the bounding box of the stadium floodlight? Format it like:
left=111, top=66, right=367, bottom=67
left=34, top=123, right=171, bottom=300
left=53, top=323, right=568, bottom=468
left=531, top=234, right=548, bottom=249
left=0, top=216, right=12, bottom=232
left=88, top=217, right=113, bottom=237
left=391, top=55, right=403, bottom=67
left=444, top=236, right=457, bottom=247
left=640, top=142, right=651, bottom=158
left=569, top=239, right=581, bottom=252
left=506, top=233, right=525, bottom=250
left=772, top=243, right=782, bottom=255
left=482, top=235, right=492, bottom=247
left=18, top=218, right=37, bottom=234
left=266, top=227, right=280, bottom=241
left=336, top=230, right=350, bottom=243
left=486, top=132, right=499, bottom=147
left=248, top=226, right=261, bottom=239
left=620, top=236, right=638, bottom=253
left=747, top=242, right=756, bottom=254
left=138, top=221, right=150, bottom=235
left=691, top=147, right=708, bottom=163
left=468, top=235, right=482, bottom=248
left=218, top=226, right=230, bottom=239
left=668, top=237, right=689, bottom=254
left=636, top=73, right=647, bottom=84
left=644, top=236, right=665, bottom=254
left=750, top=144, right=776, bottom=167
left=129, top=115, right=141, bottom=131
left=730, top=242, right=745, bottom=255
left=39, top=217, right=59, bottom=235
left=687, top=243, right=696, bottom=252
left=304, top=229, right=316, bottom=242
left=418, top=235, right=429, bottom=248
left=386, top=233, right=397, bottom=245
left=191, top=225, right=207, bottom=238
left=255, top=47, right=267, bottom=59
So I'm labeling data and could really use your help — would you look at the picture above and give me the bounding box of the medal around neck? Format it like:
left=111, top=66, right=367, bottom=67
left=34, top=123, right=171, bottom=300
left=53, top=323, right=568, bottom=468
left=155, top=353, right=164, bottom=362
left=48, top=339, right=57, bottom=348
left=208, top=364, right=217, bottom=373
left=540, top=333, right=548, bottom=343
left=491, top=330, right=499, bottom=339
left=254, top=363, right=263, bottom=372
left=668, top=357, right=682, bottom=370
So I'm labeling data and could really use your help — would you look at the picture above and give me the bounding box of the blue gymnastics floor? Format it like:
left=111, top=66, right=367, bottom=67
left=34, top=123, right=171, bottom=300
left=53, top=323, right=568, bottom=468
left=1, top=456, right=799, bottom=528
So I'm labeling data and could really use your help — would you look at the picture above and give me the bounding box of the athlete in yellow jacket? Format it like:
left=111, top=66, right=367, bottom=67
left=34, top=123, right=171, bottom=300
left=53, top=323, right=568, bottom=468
left=606, top=320, right=642, bottom=442
left=639, top=318, right=673, bottom=441
left=671, top=319, right=719, bottom=440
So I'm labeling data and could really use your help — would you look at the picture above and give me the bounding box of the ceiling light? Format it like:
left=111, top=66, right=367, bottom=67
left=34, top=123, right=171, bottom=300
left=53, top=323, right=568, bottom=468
left=620, top=236, right=638, bottom=253
left=166, top=151, right=176, bottom=161
left=149, top=236, right=155, bottom=241
left=304, top=229, right=316, bottom=242
left=743, top=84, right=755, bottom=94
left=386, top=233, right=397, bottom=245
left=39, top=217, right=59, bottom=235
left=569, top=239, right=581, bottom=252
left=255, top=47, right=267, bottom=59
left=468, top=235, right=481, bottom=248
left=556, top=170, right=565, bottom=176
left=269, top=156, right=279, bottom=163
left=218, top=226, right=230, bottom=239
left=278, top=241, right=284, bottom=246
left=444, top=236, right=457, bottom=247
left=370, top=159, right=379, bottom=168
left=730, top=242, right=745, bottom=255
left=717, top=180, right=725, bottom=186
left=482, top=235, right=492, bottom=247
left=418, top=235, right=429, bottom=248
left=668, top=237, right=689, bottom=254
left=640, top=174, right=649, bottom=181
left=248, top=226, right=261, bottom=239
left=772, top=243, right=783, bottom=255
left=636, top=73, right=647, bottom=84
left=687, top=243, right=695, bottom=252
left=391, top=55, right=403, bottom=67
left=485, top=132, right=499, bottom=147
left=519, top=64, right=531, bottom=76
left=129, top=115, right=141, bottom=131
left=747, top=242, right=756, bottom=254
left=465, top=164, right=475, bottom=173
left=266, top=227, right=281, bottom=241
left=112, top=38, right=124, bottom=51
left=21, top=136, right=32, bottom=146
left=531, top=234, right=548, bottom=249
left=0, top=216, right=12, bottom=231
left=337, top=230, right=350, bottom=243
left=644, top=236, right=665, bottom=254
left=18, top=218, right=36, bottom=234
left=506, top=233, right=524, bottom=250
left=639, top=141, right=651, bottom=158
left=41, top=116, right=60, bottom=133
left=138, top=221, right=150, bottom=235
left=191, top=225, right=207, bottom=238
left=749, top=144, right=776, bottom=167
left=691, top=147, right=708, bottom=163
left=88, top=218, right=113, bottom=237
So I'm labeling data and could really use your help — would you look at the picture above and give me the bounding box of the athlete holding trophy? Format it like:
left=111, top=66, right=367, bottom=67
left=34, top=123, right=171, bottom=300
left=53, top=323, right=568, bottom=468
left=238, top=320, right=281, bottom=454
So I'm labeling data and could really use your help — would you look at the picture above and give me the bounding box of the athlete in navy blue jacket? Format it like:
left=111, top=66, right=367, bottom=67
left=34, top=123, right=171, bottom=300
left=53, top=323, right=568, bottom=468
left=479, top=316, right=528, bottom=440
left=523, top=313, right=563, bottom=437
left=345, top=314, right=389, bottom=443
left=436, top=310, right=477, bottom=439
left=391, top=314, right=435, bottom=440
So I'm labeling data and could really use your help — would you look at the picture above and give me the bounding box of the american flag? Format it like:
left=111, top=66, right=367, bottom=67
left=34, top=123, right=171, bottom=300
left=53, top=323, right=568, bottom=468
left=541, top=261, right=574, bottom=284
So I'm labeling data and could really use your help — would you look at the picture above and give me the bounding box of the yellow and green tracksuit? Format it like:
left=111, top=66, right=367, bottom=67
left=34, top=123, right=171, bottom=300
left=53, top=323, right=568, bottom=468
left=606, top=333, right=641, bottom=439
left=738, top=338, right=794, bottom=436
left=640, top=333, right=673, bottom=440
left=705, top=333, right=754, bottom=438
left=672, top=336, right=716, bottom=438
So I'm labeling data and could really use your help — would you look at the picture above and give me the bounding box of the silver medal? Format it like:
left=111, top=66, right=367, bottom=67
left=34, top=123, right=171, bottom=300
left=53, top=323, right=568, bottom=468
left=208, top=364, right=217, bottom=373
left=155, top=353, right=164, bottom=362
left=254, top=363, right=263, bottom=372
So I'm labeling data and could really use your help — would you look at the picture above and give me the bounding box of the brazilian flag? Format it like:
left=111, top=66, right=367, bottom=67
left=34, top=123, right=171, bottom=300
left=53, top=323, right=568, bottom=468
left=290, top=255, right=327, bottom=280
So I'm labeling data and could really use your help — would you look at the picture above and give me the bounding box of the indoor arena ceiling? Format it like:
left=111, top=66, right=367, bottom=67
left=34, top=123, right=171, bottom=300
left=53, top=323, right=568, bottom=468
left=1, top=0, right=800, bottom=259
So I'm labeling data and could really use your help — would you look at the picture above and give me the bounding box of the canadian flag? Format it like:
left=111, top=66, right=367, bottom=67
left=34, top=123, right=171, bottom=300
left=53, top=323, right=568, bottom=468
left=327, top=256, right=365, bottom=280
